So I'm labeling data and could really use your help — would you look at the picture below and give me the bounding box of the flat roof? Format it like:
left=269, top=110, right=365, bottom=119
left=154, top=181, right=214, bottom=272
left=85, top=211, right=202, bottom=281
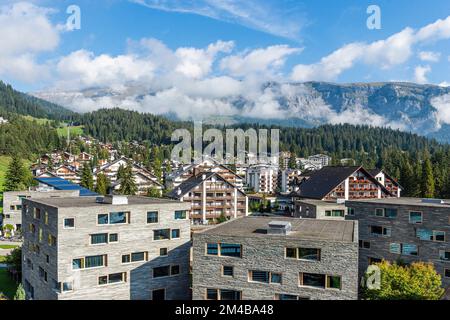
left=296, top=199, right=345, bottom=207
left=346, top=197, right=450, bottom=208
left=24, top=196, right=185, bottom=208
left=199, top=216, right=356, bottom=242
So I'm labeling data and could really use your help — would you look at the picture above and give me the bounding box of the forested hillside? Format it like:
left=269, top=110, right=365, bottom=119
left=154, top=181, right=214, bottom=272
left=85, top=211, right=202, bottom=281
left=0, top=81, right=74, bottom=120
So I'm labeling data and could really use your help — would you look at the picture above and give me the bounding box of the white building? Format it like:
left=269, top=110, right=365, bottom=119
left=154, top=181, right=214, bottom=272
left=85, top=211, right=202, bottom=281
left=246, top=164, right=279, bottom=194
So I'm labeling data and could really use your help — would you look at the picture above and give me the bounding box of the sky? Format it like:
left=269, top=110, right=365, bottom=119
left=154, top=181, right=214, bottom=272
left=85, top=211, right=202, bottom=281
left=1, top=0, right=450, bottom=118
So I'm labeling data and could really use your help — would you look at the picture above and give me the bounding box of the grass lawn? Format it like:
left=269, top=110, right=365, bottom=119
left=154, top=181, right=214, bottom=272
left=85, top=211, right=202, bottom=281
left=0, top=256, right=6, bottom=263
left=0, top=155, right=10, bottom=192
left=21, top=115, right=51, bottom=125
left=0, top=269, right=18, bottom=299
left=0, top=245, right=18, bottom=250
left=57, top=125, right=84, bottom=138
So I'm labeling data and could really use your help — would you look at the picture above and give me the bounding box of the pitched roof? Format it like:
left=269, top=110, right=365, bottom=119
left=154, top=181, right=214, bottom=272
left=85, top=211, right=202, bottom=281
left=366, top=168, right=403, bottom=190
left=296, top=166, right=392, bottom=200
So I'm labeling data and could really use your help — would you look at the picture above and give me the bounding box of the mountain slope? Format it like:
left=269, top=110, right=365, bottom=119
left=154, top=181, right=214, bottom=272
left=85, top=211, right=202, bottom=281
left=0, top=81, right=75, bottom=120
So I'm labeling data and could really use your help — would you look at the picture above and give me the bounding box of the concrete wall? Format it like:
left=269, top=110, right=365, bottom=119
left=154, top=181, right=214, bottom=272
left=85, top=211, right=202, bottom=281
left=192, top=230, right=359, bottom=300
left=295, top=201, right=346, bottom=220
left=346, top=201, right=450, bottom=289
left=22, top=198, right=191, bottom=300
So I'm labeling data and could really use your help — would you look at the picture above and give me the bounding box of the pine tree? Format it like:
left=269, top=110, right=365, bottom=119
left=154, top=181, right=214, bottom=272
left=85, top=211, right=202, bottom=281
left=95, top=173, right=110, bottom=196
left=4, top=155, right=29, bottom=191
left=421, top=156, right=435, bottom=198
left=118, top=164, right=137, bottom=195
left=80, top=163, right=94, bottom=190
left=288, top=153, right=297, bottom=169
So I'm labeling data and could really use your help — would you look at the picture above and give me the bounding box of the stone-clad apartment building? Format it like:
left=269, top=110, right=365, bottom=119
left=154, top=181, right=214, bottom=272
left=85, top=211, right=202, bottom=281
left=192, top=217, right=359, bottom=300
left=21, top=195, right=191, bottom=300
left=346, top=198, right=450, bottom=288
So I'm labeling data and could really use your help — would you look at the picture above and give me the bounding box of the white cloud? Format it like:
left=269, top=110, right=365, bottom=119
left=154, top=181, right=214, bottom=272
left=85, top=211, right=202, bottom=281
left=0, top=1, right=60, bottom=82
left=414, top=65, right=431, bottom=84
left=220, top=45, right=302, bottom=77
left=418, top=51, right=441, bottom=62
left=130, top=0, right=306, bottom=41
left=431, top=94, right=450, bottom=126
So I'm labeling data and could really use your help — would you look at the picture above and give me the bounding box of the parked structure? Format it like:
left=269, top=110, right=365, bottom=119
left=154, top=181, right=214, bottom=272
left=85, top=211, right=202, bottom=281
left=21, top=195, right=191, bottom=300
left=192, top=216, right=359, bottom=300
left=167, top=172, right=248, bottom=225
left=346, top=197, right=450, bottom=288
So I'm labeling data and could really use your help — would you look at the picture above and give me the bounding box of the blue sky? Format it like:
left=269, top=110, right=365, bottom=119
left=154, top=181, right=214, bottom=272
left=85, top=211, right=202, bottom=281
left=1, top=0, right=450, bottom=117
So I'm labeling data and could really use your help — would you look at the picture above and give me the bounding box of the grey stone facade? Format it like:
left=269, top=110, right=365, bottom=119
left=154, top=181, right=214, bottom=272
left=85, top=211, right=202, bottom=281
left=346, top=198, right=450, bottom=289
left=192, top=216, right=359, bottom=300
left=21, top=196, right=191, bottom=300
left=295, top=199, right=346, bottom=220
left=2, top=190, right=79, bottom=230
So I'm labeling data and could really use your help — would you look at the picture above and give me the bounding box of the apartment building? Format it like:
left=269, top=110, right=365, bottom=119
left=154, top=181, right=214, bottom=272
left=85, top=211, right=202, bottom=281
left=279, top=169, right=302, bottom=193
left=2, top=190, right=80, bottom=231
left=21, top=195, right=191, bottom=300
left=246, top=164, right=279, bottom=194
left=192, top=217, right=359, bottom=300
left=294, top=166, right=394, bottom=201
left=367, top=169, right=403, bottom=197
left=295, top=199, right=347, bottom=220
left=346, top=198, right=450, bottom=288
left=167, top=172, right=248, bottom=225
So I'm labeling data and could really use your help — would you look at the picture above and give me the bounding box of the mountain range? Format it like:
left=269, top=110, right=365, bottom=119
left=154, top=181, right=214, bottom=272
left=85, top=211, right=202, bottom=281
left=32, top=81, right=450, bottom=142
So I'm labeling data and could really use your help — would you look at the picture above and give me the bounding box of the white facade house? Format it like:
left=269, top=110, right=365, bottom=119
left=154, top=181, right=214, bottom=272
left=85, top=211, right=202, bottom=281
left=246, top=164, right=279, bottom=194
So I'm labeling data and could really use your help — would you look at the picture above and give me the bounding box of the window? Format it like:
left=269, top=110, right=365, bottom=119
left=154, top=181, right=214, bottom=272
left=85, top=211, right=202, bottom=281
left=327, top=276, right=342, bottom=289
left=375, top=208, right=384, bottom=217
left=222, top=266, right=234, bottom=277
left=401, top=244, right=418, bottom=256
left=64, top=218, right=75, bottom=229
left=109, top=233, right=118, bottom=243
left=298, top=248, right=321, bottom=261
left=160, top=248, right=168, bottom=256
left=206, top=289, right=218, bottom=300
left=122, top=252, right=148, bottom=263
left=249, top=270, right=282, bottom=284
left=34, top=208, right=41, bottom=219
left=44, top=212, right=48, bottom=225
left=147, top=211, right=158, bottom=224
left=359, top=240, right=371, bottom=249
left=300, top=273, right=326, bottom=288
left=152, top=289, right=166, bottom=300
left=171, top=265, right=180, bottom=275
left=220, top=243, right=242, bottom=257
left=370, top=225, right=391, bottom=236
left=275, top=294, right=310, bottom=301
left=98, top=212, right=129, bottom=225
left=219, top=289, right=241, bottom=300
left=38, top=228, right=43, bottom=243
left=91, top=233, right=108, bottom=245
left=285, top=247, right=297, bottom=259
left=439, top=250, right=450, bottom=261
left=109, top=212, right=129, bottom=224
left=325, top=210, right=344, bottom=217
left=368, top=257, right=382, bottom=265
left=385, top=208, right=397, bottom=218
left=153, top=266, right=170, bottom=278
left=98, top=273, right=126, bottom=285
left=409, top=211, right=422, bottom=224
left=389, top=243, right=401, bottom=254
left=174, top=210, right=187, bottom=220
left=62, top=282, right=73, bottom=292
left=347, top=208, right=355, bottom=216
left=445, top=269, right=450, bottom=278
left=207, top=243, right=219, bottom=255
left=73, top=255, right=106, bottom=269
left=171, top=229, right=180, bottom=239
left=416, top=229, right=445, bottom=242
left=154, top=229, right=170, bottom=240
left=48, top=235, right=57, bottom=247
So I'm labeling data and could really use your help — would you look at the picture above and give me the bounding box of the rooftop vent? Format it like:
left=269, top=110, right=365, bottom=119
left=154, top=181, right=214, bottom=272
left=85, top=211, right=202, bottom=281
left=421, top=198, right=444, bottom=204
left=99, top=195, right=128, bottom=205
left=267, top=221, right=292, bottom=235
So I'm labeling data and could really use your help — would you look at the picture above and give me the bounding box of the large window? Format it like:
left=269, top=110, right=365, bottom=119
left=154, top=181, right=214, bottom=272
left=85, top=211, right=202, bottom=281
left=416, top=229, right=445, bottom=242
left=207, top=243, right=219, bottom=255
left=275, top=294, right=310, bottom=301
left=249, top=270, right=282, bottom=284
left=97, top=212, right=129, bottom=225
left=206, top=289, right=242, bottom=300
left=285, top=247, right=297, bottom=259
left=122, top=252, right=148, bottom=263
left=220, top=244, right=242, bottom=257
left=298, top=248, right=321, bottom=261
left=409, top=211, right=422, bottom=224
left=374, top=208, right=397, bottom=218
left=370, top=225, right=391, bottom=237
left=147, top=211, right=158, bottom=224
left=98, top=272, right=126, bottom=285
left=299, top=273, right=342, bottom=290
left=439, top=250, right=450, bottom=261
left=154, top=229, right=171, bottom=240
left=153, top=266, right=170, bottom=278
left=73, top=255, right=106, bottom=270
left=174, top=210, right=187, bottom=220
left=325, top=210, right=344, bottom=217
left=91, top=233, right=108, bottom=245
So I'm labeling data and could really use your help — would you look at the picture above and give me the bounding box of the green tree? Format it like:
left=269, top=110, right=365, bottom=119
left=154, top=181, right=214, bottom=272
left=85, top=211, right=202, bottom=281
left=4, top=155, right=30, bottom=191
left=80, top=163, right=94, bottom=190
left=147, top=186, right=161, bottom=198
left=13, top=284, right=26, bottom=300
left=95, top=173, right=110, bottom=196
left=118, top=164, right=137, bottom=195
left=421, top=156, right=435, bottom=198
left=363, top=261, right=444, bottom=300
left=5, top=247, right=22, bottom=272
left=288, top=153, right=297, bottom=169
left=216, top=212, right=228, bottom=224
